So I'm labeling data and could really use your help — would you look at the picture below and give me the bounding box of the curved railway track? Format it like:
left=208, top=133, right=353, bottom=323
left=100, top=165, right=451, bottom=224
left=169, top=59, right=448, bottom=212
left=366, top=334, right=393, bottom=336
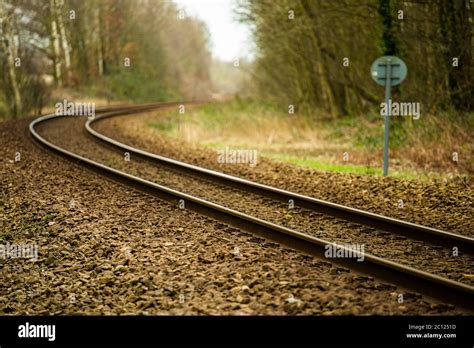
left=87, top=112, right=474, bottom=255
left=29, top=102, right=474, bottom=311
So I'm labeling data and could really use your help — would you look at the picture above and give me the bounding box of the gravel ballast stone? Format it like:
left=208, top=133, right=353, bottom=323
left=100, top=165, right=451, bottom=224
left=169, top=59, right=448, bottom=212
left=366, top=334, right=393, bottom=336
left=0, top=116, right=470, bottom=315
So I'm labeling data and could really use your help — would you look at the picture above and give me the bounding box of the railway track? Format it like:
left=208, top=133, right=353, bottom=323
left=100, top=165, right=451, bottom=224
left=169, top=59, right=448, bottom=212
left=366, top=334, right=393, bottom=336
left=29, top=102, right=474, bottom=311
left=87, top=111, right=474, bottom=255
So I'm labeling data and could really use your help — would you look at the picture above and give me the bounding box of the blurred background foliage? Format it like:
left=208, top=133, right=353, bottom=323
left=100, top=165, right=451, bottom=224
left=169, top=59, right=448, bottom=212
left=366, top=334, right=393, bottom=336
left=236, top=0, right=473, bottom=116
left=1, top=0, right=472, bottom=119
left=0, top=0, right=213, bottom=118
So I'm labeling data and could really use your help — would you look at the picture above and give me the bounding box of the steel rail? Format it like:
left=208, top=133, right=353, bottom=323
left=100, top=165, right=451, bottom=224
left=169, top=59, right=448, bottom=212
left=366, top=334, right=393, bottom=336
left=86, top=111, right=474, bottom=256
left=30, top=107, right=474, bottom=311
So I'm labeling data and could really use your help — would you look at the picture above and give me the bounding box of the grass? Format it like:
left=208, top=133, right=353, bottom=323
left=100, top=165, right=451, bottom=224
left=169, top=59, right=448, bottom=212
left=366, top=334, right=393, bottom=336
left=203, top=140, right=438, bottom=179
left=263, top=153, right=436, bottom=180
left=150, top=121, right=177, bottom=133
left=265, top=153, right=381, bottom=175
left=148, top=98, right=473, bottom=178
left=325, top=110, right=412, bottom=150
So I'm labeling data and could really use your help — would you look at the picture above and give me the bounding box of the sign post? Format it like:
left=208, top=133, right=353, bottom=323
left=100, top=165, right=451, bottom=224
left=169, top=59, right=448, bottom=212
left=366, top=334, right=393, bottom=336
left=370, top=56, right=407, bottom=176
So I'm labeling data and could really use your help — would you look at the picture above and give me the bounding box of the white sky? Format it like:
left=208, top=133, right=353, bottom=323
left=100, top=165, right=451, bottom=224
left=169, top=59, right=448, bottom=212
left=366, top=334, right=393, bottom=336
left=173, top=0, right=252, bottom=62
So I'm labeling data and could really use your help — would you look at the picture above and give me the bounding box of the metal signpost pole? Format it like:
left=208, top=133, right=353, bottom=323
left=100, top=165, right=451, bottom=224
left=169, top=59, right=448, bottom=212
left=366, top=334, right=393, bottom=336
left=371, top=55, right=406, bottom=177
left=383, top=59, right=392, bottom=177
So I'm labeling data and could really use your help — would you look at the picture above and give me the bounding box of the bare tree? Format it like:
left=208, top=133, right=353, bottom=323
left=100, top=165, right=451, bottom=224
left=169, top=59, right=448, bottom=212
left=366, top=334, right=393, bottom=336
left=0, top=0, right=22, bottom=117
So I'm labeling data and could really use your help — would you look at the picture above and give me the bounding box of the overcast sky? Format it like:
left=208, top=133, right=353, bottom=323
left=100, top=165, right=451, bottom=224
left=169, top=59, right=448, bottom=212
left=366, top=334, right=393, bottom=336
left=173, top=0, right=252, bottom=62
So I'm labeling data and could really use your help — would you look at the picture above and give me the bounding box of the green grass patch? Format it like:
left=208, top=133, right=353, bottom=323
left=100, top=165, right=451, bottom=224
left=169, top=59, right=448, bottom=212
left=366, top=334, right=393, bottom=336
left=265, top=153, right=381, bottom=175
left=148, top=98, right=472, bottom=177
left=263, top=152, right=433, bottom=180
left=149, top=120, right=177, bottom=133
left=203, top=142, right=426, bottom=179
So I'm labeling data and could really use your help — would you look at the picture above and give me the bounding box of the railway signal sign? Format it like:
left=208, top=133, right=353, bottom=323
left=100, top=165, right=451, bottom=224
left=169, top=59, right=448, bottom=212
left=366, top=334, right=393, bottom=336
left=371, top=56, right=407, bottom=86
left=370, top=56, right=407, bottom=176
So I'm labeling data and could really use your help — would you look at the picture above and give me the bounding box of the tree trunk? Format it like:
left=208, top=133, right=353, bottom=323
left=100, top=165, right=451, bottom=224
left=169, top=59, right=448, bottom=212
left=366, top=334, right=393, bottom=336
left=439, top=0, right=473, bottom=111
left=378, top=0, right=399, bottom=55
left=0, top=3, right=22, bottom=117
left=50, top=0, right=62, bottom=86
left=94, top=5, right=104, bottom=76
left=56, top=0, right=72, bottom=85
left=300, top=1, right=339, bottom=117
